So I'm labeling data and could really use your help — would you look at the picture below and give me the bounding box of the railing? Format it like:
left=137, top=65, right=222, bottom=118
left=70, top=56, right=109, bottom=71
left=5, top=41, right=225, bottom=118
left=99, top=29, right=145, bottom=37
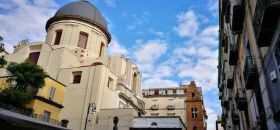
left=275, top=44, right=280, bottom=65
left=116, top=84, right=145, bottom=113
left=231, top=110, right=240, bottom=125
left=253, top=0, right=280, bottom=46
left=243, top=56, right=258, bottom=89
left=151, top=104, right=159, bottom=110
left=236, top=88, right=247, bottom=111
left=167, top=105, right=175, bottom=110
left=229, top=43, right=238, bottom=65
left=0, top=103, right=64, bottom=127
left=232, top=0, right=245, bottom=33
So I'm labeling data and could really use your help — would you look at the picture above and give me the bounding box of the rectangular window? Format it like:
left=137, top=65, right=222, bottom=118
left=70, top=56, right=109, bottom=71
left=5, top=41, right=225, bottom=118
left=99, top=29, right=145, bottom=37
left=72, top=71, right=82, bottom=84
left=168, top=99, right=174, bottom=106
left=99, top=42, right=105, bottom=57
left=43, top=111, right=51, bottom=122
left=48, top=87, right=56, bottom=101
left=54, top=30, right=62, bottom=45
left=28, top=52, right=40, bottom=64
left=167, top=90, right=173, bottom=95
left=107, top=77, right=114, bottom=89
left=159, top=90, right=166, bottom=95
left=78, top=32, right=88, bottom=49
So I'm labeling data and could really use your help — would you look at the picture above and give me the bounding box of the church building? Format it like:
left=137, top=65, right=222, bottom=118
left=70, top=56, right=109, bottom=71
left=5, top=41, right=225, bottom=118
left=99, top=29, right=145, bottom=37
left=0, top=1, right=145, bottom=130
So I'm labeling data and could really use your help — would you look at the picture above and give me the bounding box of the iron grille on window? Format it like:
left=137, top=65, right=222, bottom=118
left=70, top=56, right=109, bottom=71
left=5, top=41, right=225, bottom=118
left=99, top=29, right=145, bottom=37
left=275, top=43, right=280, bottom=65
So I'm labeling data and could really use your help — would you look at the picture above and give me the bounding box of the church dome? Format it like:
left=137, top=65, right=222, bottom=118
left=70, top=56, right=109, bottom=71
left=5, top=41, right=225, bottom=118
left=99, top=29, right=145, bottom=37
left=46, top=0, right=111, bottom=42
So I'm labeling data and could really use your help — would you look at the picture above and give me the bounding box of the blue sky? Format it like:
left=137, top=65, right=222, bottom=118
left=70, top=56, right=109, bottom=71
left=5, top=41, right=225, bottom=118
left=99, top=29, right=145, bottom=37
left=0, top=0, right=220, bottom=129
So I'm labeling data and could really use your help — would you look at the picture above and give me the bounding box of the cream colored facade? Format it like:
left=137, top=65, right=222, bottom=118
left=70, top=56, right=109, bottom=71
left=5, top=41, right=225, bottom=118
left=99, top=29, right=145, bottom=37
left=0, top=1, right=144, bottom=130
left=219, top=0, right=280, bottom=130
left=142, top=87, right=186, bottom=124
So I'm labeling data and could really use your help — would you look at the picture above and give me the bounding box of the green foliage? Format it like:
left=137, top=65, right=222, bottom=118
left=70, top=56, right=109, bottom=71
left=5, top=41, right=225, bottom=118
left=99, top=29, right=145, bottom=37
left=0, top=87, right=33, bottom=108
left=0, top=56, right=7, bottom=68
left=6, top=60, right=48, bottom=90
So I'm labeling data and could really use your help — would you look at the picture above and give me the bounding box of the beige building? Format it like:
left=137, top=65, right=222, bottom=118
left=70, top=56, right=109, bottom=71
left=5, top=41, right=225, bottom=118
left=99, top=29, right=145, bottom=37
left=142, top=87, right=186, bottom=123
left=0, top=1, right=144, bottom=130
left=219, top=0, right=280, bottom=130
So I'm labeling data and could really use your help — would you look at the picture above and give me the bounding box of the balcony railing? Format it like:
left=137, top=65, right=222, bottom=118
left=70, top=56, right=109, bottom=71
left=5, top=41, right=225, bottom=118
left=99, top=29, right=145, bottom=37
left=116, top=84, right=145, bottom=114
left=0, top=103, right=67, bottom=127
left=232, top=110, right=240, bottom=125
left=219, top=92, right=223, bottom=100
left=167, top=105, right=175, bottom=110
left=151, top=104, right=159, bottom=110
left=232, top=0, right=245, bottom=34
left=253, top=0, right=280, bottom=47
left=222, top=100, right=230, bottom=110
left=229, top=43, right=238, bottom=65
left=219, top=30, right=228, bottom=47
left=275, top=44, right=280, bottom=65
left=243, top=56, right=259, bottom=90
left=227, top=78, right=234, bottom=89
left=225, top=0, right=230, bottom=23
left=235, top=88, right=247, bottom=111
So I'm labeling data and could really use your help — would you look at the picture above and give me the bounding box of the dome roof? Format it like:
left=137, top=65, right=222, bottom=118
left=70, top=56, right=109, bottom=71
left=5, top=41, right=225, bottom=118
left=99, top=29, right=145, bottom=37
left=46, top=0, right=111, bottom=42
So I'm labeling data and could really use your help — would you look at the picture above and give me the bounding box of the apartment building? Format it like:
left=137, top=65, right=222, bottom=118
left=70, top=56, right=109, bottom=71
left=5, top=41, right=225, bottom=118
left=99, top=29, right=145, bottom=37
left=142, top=81, right=207, bottom=130
left=218, top=0, right=280, bottom=129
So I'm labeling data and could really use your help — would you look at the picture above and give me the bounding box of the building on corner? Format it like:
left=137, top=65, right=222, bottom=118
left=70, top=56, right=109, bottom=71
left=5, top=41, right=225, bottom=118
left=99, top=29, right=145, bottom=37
left=142, top=81, right=207, bottom=130
left=0, top=1, right=145, bottom=130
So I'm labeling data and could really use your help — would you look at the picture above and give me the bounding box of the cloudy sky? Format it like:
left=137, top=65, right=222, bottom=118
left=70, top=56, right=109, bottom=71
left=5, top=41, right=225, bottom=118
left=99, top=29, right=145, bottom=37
left=0, top=0, right=220, bottom=129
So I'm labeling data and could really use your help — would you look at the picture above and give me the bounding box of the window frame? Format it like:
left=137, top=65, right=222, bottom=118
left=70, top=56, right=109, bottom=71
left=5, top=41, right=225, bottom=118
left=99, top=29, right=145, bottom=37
left=77, top=31, right=88, bottom=49
left=72, top=71, right=82, bottom=84
left=54, top=30, right=62, bottom=45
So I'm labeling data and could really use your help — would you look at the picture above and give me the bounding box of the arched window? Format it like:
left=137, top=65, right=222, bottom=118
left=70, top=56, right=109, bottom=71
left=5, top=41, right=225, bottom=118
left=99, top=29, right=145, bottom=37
left=132, top=73, right=137, bottom=92
left=192, top=92, right=195, bottom=99
left=192, top=107, right=198, bottom=118
left=193, top=126, right=197, bottom=130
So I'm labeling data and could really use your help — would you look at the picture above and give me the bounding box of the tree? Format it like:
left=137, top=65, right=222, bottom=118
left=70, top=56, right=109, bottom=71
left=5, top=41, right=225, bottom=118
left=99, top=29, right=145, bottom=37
left=0, top=87, right=33, bottom=108
left=6, top=60, right=48, bottom=91
left=0, top=36, right=7, bottom=67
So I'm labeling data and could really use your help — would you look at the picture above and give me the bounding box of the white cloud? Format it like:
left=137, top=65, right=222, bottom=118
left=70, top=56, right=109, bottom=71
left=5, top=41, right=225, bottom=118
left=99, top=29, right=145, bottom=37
left=206, top=107, right=218, bottom=130
left=0, top=0, right=58, bottom=52
left=208, top=0, right=218, bottom=17
left=143, top=78, right=179, bottom=88
left=126, top=12, right=150, bottom=31
left=107, top=36, right=129, bottom=56
left=104, top=0, right=116, bottom=7
left=133, top=39, right=167, bottom=68
left=173, top=10, right=199, bottom=37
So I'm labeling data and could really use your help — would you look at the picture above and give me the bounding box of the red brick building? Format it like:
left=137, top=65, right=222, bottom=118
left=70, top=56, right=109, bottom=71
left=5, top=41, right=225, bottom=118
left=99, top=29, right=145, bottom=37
left=184, top=81, right=207, bottom=130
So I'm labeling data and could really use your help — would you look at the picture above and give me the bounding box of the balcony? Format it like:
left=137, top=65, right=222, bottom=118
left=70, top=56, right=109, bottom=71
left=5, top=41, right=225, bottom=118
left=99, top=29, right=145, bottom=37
left=224, top=42, right=228, bottom=53
left=232, top=110, right=240, bottom=125
left=225, top=0, right=231, bottom=23
left=0, top=103, right=68, bottom=130
left=243, top=56, right=259, bottom=90
left=151, top=104, right=159, bottom=110
left=227, top=78, right=234, bottom=89
left=235, top=88, right=247, bottom=111
left=229, top=44, right=238, bottom=65
left=232, top=0, right=245, bottom=34
left=222, top=100, right=230, bottom=110
left=167, top=105, right=175, bottom=110
left=253, top=0, right=280, bottom=47
left=116, top=84, right=145, bottom=114
left=219, top=92, right=223, bottom=100
left=220, top=30, right=228, bottom=47
left=218, top=83, right=224, bottom=92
